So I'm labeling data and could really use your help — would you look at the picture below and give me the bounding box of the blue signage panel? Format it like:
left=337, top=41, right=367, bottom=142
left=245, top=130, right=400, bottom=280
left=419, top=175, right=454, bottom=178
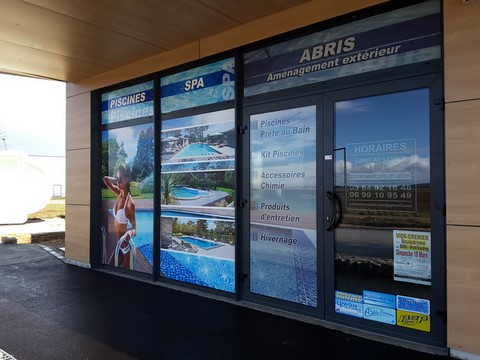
left=396, top=295, right=430, bottom=315
left=363, top=290, right=396, bottom=309
left=161, top=58, right=235, bottom=114
left=335, top=291, right=363, bottom=318
left=244, top=1, right=441, bottom=96
left=363, top=304, right=396, bottom=325
left=101, top=81, right=154, bottom=124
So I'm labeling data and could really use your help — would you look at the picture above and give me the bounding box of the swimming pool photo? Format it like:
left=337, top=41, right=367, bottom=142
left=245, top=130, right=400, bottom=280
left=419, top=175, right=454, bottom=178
left=172, top=143, right=221, bottom=159
left=171, top=186, right=210, bottom=200
left=177, top=236, right=221, bottom=249
left=161, top=250, right=235, bottom=293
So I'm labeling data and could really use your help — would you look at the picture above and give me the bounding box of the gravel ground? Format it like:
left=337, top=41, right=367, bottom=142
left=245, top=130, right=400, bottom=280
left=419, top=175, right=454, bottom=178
left=37, top=237, right=65, bottom=249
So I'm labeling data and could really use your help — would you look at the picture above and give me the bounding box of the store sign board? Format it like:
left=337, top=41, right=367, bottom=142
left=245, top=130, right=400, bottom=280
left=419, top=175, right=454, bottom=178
left=244, top=1, right=441, bottom=96
left=101, top=81, right=154, bottom=124
left=161, top=58, right=235, bottom=113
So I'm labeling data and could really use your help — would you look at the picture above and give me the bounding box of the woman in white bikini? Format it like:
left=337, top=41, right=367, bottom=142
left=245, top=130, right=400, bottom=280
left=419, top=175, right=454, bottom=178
left=103, top=165, right=137, bottom=269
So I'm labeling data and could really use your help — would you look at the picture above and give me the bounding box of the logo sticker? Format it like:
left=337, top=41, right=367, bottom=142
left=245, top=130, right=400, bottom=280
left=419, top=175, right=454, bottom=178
left=363, top=304, right=396, bottom=325
left=363, top=290, right=396, bottom=309
left=396, top=295, right=430, bottom=315
left=335, top=291, right=363, bottom=318
left=396, top=310, right=430, bottom=332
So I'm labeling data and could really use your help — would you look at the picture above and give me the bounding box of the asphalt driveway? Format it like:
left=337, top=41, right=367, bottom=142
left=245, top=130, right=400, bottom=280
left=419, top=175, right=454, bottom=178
left=0, top=244, right=450, bottom=360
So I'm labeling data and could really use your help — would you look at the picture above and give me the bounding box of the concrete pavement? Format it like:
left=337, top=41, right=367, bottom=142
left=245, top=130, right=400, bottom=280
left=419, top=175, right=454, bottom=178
left=0, top=218, right=65, bottom=244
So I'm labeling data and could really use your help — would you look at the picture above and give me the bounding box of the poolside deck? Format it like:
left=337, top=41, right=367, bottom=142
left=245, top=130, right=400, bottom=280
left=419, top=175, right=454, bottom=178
left=195, top=241, right=235, bottom=259
left=175, top=189, right=231, bottom=206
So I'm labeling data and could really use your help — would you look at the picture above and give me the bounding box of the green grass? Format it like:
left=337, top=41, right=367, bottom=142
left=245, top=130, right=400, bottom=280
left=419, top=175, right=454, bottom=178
left=29, top=202, right=65, bottom=219
left=217, top=187, right=235, bottom=196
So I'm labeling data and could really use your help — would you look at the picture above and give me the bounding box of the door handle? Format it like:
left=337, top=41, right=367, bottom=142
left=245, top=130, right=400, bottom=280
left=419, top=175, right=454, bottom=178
left=326, top=191, right=336, bottom=231
left=326, top=190, right=342, bottom=231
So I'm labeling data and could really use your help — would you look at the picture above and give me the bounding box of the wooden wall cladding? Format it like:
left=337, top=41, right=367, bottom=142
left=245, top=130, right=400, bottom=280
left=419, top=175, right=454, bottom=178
left=200, top=0, right=386, bottom=57
left=67, top=0, right=387, bottom=97
left=445, top=99, right=480, bottom=227
left=66, top=92, right=90, bottom=151
left=444, top=1, right=480, bottom=355
left=447, top=225, right=480, bottom=354
left=66, top=148, right=91, bottom=206
left=65, top=204, right=91, bottom=264
left=67, top=42, right=200, bottom=98
left=444, top=0, right=480, bottom=102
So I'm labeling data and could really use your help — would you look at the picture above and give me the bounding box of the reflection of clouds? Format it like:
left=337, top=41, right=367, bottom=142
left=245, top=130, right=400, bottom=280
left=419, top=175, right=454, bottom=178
left=335, top=100, right=368, bottom=113
left=335, top=155, right=430, bottom=185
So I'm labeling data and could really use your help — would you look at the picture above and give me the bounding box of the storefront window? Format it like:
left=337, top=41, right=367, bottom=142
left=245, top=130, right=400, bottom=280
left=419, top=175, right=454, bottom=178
left=101, top=123, right=154, bottom=274
left=160, top=109, right=236, bottom=292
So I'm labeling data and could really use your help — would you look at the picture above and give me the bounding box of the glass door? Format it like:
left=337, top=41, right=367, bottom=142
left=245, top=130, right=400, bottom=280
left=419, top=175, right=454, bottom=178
left=324, top=75, right=446, bottom=346
left=244, top=96, right=322, bottom=312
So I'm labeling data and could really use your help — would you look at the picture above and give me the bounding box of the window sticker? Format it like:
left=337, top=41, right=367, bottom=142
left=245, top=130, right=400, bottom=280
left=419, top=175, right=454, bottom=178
left=363, top=304, right=396, bottom=325
left=100, top=123, right=154, bottom=274
left=394, top=230, right=431, bottom=286
left=159, top=108, right=236, bottom=293
left=249, top=105, right=317, bottom=307
left=396, top=310, right=430, bottom=332
left=363, top=290, right=396, bottom=309
left=396, top=295, right=430, bottom=315
left=345, top=139, right=417, bottom=213
left=335, top=291, right=363, bottom=318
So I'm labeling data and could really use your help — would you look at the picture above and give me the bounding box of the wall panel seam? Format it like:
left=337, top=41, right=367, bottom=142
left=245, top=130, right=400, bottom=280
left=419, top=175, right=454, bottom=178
left=446, top=224, right=480, bottom=228
left=66, top=147, right=91, bottom=151
left=445, top=97, right=480, bottom=105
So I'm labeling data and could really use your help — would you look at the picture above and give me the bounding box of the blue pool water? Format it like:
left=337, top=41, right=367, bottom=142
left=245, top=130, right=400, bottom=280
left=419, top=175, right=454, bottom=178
left=173, top=143, right=221, bottom=158
left=138, top=243, right=154, bottom=264
left=132, top=210, right=153, bottom=248
left=137, top=244, right=235, bottom=293
left=179, top=236, right=220, bottom=249
left=161, top=250, right=235, bottom=293
left=172, top=186, right=209, bottom=199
